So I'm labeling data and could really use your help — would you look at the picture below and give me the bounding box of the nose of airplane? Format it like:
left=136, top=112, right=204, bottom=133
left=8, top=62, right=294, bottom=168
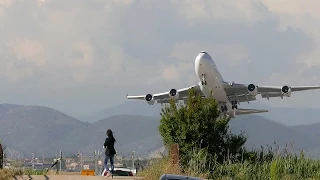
left=195, top=51, right=209, bottom=65
left=195, top=51, right=209, bottom=75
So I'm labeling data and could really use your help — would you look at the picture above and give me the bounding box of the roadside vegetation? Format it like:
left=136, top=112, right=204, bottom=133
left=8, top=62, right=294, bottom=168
left=0, top=168, right=54, bottom=180
left=138, top=88, right=320, bottom=180
left=0, top=144, right=54, bottom=180
left=0, top=169, right=22, bottom=180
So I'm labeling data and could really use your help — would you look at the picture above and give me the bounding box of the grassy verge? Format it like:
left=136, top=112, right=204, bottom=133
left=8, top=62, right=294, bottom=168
left=23, top=169, right=48, bottom=175
left=137, top=149, right=210, bottom=180
left=0, top=169, right=23, bottom=180
left=210, top=153, right=320, bottom=179
left=0, top=168, right=57, bottom=180
left=137, top=156, right=182, bottom=180
left=138, top=148, right=320, bottom=180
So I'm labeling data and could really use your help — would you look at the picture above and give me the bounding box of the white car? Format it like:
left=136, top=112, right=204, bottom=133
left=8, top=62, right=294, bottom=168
left=109, top=164, right=134, bottom=176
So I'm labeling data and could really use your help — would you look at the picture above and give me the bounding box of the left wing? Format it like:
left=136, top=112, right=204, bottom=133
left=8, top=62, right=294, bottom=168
left=222, top=81, right=320, bottom=101
left=126, top=84, right=204, bottom=104
left=235, top=108, right=268, bottom=115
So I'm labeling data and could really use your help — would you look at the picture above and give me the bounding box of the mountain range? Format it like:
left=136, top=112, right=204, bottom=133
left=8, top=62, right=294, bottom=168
left=1, top=101, right=320, bottom=160
left=77, top=101, right=320, bottom=126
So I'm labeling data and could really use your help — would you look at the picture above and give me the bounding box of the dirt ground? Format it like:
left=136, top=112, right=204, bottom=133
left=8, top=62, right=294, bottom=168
left=13, top=175, right=143, bottom=180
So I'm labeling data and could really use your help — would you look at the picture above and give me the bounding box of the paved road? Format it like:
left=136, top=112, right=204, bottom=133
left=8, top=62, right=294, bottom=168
left=13, top=175, right=143, bottom=180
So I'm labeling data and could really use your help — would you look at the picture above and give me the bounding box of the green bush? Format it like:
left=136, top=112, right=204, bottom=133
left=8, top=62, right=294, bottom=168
left=23, top=169, right=46, bottom=175
left=158, top=88, right=247, bottom=169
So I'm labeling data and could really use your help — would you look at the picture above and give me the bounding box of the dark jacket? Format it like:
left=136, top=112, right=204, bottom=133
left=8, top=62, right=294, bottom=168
left=103, top=137, right=116, bottom=156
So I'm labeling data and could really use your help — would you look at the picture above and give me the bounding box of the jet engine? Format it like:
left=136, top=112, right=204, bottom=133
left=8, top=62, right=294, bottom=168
left=169, top=89, right=179, bottom=100
left=247, top=84, right=258, bottom=96
left=281, top=85, right=291, bottom=97
left=145, top=94, right=155, bottom=105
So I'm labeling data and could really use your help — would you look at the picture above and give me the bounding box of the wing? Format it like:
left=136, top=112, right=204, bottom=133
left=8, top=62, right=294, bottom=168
left=235, top=108, right=268, bottom=115
left=258, top=86, right=320, bottom=99
left=126, top=84, right=204, bottom=103
left=222, top=81, right=320, bottom=102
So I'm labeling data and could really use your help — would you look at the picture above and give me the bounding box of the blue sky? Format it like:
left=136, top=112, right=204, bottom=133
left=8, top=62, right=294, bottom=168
left=0, top=0, right=320, bottom=117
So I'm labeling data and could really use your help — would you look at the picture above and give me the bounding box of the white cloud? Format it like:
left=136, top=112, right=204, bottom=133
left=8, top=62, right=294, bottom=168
left=264, top=72, right=320, bottom=86
left=0, top=0, right=14, bottom=7
left=6, top=38, right=44, bottom=66
left=262, top=1, right=320, bottom=17
left=162, top=65, right=180, bottom=82
left=0, top=0, right=318, bottom=115
left=170, top=41, right=250, bottom=66
left=263, top=0, right=320, bottom=69
left=173, top=0, right=269, bottom=25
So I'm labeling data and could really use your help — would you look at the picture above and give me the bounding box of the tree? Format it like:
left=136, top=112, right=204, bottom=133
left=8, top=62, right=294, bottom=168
left=0, top=140, right=5, bottom=169
left=158, top=88, right=247, bottom=168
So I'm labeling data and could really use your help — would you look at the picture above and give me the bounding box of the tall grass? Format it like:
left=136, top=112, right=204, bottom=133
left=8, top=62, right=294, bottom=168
left=0, top=168, right=52, bottom=180
left=137, top=156, right=183, bottom=180
left=210, top=152, right=320, bottom=179
left=24, top=169, right=47, bottom=175
left=0, top=168, right=23, bottom=180
left=138, top=144, right=320, bottom=180
left=137, top=148, right=211, bottom=179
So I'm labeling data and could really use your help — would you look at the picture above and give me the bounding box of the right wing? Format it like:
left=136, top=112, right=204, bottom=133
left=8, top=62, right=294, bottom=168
left=222, top=81, right=320, bottom=102
left=126, top=84, right=204, bottom=104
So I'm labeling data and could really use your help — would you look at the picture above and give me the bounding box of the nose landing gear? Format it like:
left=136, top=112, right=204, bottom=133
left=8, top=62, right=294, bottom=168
left=201, top=74, right=207, bottom=85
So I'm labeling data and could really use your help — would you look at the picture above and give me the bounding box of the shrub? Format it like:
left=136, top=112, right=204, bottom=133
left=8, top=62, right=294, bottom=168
left=158, top=88, right=247, bottom=168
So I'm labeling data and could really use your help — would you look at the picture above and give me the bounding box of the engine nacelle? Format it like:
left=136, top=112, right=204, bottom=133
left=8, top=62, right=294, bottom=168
left=281, top=85, right=291, bottom=97
left=247, top=84, right=258, bottom=96
left=145, top=94, right=155, bottom=105
left=169, top=89, right=179, bottom=100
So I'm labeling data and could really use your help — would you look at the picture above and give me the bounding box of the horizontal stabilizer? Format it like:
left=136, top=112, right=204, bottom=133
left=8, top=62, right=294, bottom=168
left=235, top=108, right=268, bottom=115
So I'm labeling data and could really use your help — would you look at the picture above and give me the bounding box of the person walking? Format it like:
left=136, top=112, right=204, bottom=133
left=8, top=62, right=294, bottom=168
left=103, top=129, right=116, bottom=177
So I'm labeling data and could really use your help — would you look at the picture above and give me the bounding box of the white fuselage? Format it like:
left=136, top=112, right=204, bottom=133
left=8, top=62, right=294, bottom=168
left=194, top=51, right=233, bottom=113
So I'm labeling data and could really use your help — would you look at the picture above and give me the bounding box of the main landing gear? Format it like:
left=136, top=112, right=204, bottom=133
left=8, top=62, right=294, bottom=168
left=221, top=105, right=228, bottom=112
left=219, top=101, right=228, bottom=112
left=231, top=101, right=238, bottom=109
left=201, top=74, right=207, bottom=85
left=220, top=101, right=238, bottom=112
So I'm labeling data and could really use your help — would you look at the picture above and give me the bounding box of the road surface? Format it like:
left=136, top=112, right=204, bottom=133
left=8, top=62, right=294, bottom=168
left=13, top=175, right=143, bottom=180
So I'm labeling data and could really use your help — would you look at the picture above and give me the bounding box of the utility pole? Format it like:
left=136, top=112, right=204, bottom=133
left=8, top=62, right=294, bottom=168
left=42, top=154, right=44, bottom=169
left=77, top=151, right=83, bottom=171
left=94, top=151, right=97, bottom=175
left=136, top=157, right=140, bottom=174
left=0, top=143, right=3, bottom=169
left=32, top=153, right=35, bottom=170
left=59, top=150, right=62, bottom=175
left=131, top=151, right=135, bottom=173
left=93, top=150, right=101, bottom=175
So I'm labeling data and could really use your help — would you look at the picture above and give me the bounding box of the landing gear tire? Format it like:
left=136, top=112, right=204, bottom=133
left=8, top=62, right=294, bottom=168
left=221, top=105, right=228, bottom=112
left=231, top=101, right=238, bottom=109
left=201, top=81, right=207, bottom=85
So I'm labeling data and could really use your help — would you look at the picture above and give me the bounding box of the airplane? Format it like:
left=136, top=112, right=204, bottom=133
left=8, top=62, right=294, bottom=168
left=126, top=51, right=320, bottom=118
